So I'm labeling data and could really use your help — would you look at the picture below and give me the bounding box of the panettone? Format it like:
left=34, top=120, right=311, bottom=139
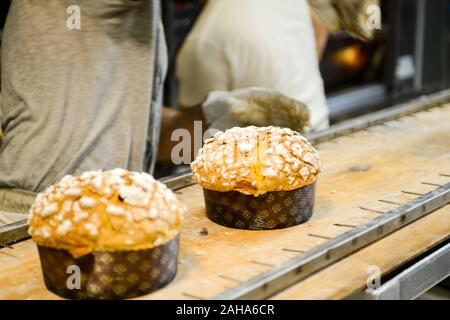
left=191, top=126, right=321, bottom=196
left=28, top=169, right=185, bottom=258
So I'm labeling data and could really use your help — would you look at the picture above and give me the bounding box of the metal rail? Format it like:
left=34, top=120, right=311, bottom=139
left=307, top=89, right=450, bottom=144
left=214, top=182, right=450, bottom=299
left=159, top=172, right=195, bottom=191
left=0, top=219, right=28, bottom=248
left=350, top=241, right=450, bottom=300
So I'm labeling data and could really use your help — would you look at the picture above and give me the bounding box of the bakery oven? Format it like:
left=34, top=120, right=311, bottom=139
left=323, top=0, right=450, bottom=122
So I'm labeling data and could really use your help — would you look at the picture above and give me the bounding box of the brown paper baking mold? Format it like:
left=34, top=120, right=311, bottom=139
left=37, top=234, right=179, bottom=300
left=203, top=183, right=316, bottom=230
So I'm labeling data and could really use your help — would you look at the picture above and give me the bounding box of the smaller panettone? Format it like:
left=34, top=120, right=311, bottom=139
left=191, top=126, right=321, bottom=230
left=28, top=169, right=185, bottom=258
left=191, top=126, right=321, bottom=196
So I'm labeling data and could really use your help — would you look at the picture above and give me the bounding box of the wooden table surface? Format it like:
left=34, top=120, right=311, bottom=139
left=0, top=104, right=449, bottom=300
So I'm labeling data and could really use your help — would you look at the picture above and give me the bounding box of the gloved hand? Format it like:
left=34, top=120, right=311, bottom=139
left=308, top=0, right=380, bottom=41
left=201, top=88, right=310, bottom=133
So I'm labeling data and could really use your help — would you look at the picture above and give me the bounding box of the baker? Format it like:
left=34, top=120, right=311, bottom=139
left=177, top=0, right=378, bottom=132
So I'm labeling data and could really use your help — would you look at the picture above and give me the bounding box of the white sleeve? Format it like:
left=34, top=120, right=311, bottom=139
left=176, top=37, right=230, bottom=108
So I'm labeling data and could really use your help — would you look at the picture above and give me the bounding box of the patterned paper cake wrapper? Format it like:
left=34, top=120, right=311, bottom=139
left=37, top=234, right=179, bottom=300
left=203, top=183, right=316, bottom=230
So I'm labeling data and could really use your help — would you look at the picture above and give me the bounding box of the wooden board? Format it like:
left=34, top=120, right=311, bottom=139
left=0, top=104, right=449, bottom=300
left=271, top=205, right=450, bottom=300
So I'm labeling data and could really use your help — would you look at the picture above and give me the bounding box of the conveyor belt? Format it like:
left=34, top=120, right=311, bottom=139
left=156, top=90, right=450, bottom=299
left=215, top=183, right=450, bottom=299
left=0, top=90, right=449, bottom=300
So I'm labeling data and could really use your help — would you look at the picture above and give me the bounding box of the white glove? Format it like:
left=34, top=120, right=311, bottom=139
left=308, top=0, right=380, bottom=41
left=202, top=88, right=310, bottom=133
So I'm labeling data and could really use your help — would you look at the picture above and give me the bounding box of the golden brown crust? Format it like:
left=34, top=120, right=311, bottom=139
left=28, top=169, right=185, bottom=257
left=191, top=126, right=321, bottom=196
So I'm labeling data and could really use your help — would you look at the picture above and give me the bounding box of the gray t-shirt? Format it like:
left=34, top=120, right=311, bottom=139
left=0, top=0, right=167, bottom=193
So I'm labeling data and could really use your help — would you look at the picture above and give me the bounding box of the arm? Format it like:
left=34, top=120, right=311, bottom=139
left=308, top=0, right=380, bottom=41
left=157, top=105, right=207, bottom=164
left=156, top=36, right=230, bottom=164
left=157, top=85, right=313, bottom=166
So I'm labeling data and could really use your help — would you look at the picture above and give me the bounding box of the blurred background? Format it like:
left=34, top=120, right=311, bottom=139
left=2, top=0, right=449, bottom=179
left=1, top=0, right=449, bottom=122
left=161, top=0, right=450, bottom=123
